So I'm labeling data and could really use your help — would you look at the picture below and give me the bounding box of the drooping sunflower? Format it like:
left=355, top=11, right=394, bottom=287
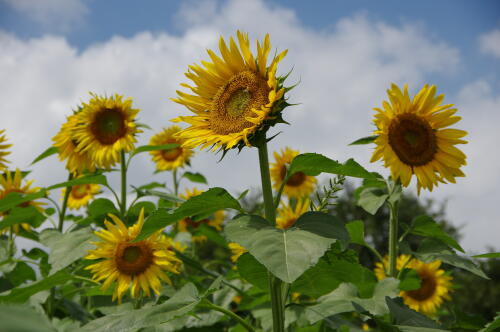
left=228, top=242, right=248, bottom=263
left=374, top=255, right=452, bottom=315
left=276, top=198, right=310, bottom=229
left=0, top=129, right=11, bottom=171
left=371, top=84, right=467, bottom=193
left=85, top=209, right=181, bottom=303
left=0, top=169, right=44, bottom=234
left=172, top=30, right=289, bottom=151
left=53, top=113, right=96, bottom=174
left=177, top=188, right=225, bottom=243
left=62, top=182, right=100, bottom=210
left=149, top=125, right=193, bottom=171
left=270, top=147, right=317, bottom=198
left=73, top=93, right=141, bottom=169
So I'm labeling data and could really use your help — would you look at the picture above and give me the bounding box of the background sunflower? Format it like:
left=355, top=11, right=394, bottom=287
left=62, top=183, right=100, bottom=210
left=0, top=129, right=11, bottom=171
left=149, top=125, right=193, bottom=171
left=371, top=84, right=467, bottom=193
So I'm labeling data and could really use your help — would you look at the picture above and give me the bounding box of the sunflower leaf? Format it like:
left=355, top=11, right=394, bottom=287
left=30, top=146, right=58, bottom=165
left=224, top=211, right=349, bottom=283
left=0, top=304, right=55, bottom=332
left=135, top=188, right=242, bottom=241
left=288, top=153, right=375, bottom=179
left=473, top=252, right=500, bottom=259
left=183, top=172, right=208, bottom=184
left=0, top=206, right=46, bottom=231
left=79, top=283, right=200, bottom=332
left=386, top=297, right=445, bottom=329
left=410, top=215, right=464, bottom=253
left=131, top=143, right=179, bottom=157
left=0, top=191, right=47, bottom=213
left=357, top=187, right=388, bottom=215
left=480, top=314, right=500, bottom=332
left=349, top=135, right=378, bottom=145
left=47, top=174, right=108, bottom=190
left=236, top=253, right=269, bottom=291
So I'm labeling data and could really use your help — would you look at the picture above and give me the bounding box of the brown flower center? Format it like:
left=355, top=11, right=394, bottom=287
left=388, top=113, right=437, bottom=166
left=280, top=165, right=306, bottom=187
left=91, top=108, right=127, bottom=145
left=115, top=242, right=153, bottom=275
left=71, top=184, right=90, bottom=199
left=405, top=271, right=437, bottom=301
left=162, top=147, right=183, bottom=162
left=210, top=70, right=270, bottom=135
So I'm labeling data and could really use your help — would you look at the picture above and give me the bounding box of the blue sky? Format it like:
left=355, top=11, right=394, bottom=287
left=0, top=0, right=499, bottom=252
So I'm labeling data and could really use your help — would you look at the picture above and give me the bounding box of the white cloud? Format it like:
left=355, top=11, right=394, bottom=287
left=479, top=28, right=500, bottom=58
left=1, top=0, right=88, bottom=32
left=1, top=0, right=497, bottom=252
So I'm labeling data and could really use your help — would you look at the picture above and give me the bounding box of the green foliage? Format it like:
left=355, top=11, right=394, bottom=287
left=183, top=172, right=208, bottom=184
left=0, top=205, right=46, bottom=231
left=349, top=135, right=379, bottom=145
left=47, top=174, right=108, bottom=190
left=0, top=304, right=56, bottom=332
left=288, top=153, right=376, bottom=179
left=225, top=212, right=349, bottom=283
left=31, top=146, right=59, bottom=165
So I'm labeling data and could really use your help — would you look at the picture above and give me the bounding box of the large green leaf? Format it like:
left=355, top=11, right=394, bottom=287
left=305, top=279, right=399, bottom=324
left=0, top=304, right=56, bottom=332
left=224, top=211, right=349, bottom=283
left=236, top=253, right=269, bottom=291
left=5, top=262, right=36, bottom=287
left=288, top=153, right=375, bottom=179
left=80, top=283, right=200, bottom=332
left=357, top=187, right=388, bottom=215
left=0, top=191, right=47, bottom=213
left=0, top=270, right=73, bottom=303
left=291, top=257, right=341, bottom=298
left=136, top=188, right=242, bottom=241
left=410, top=215, right=464, bottom=253
left=386, top=297, right=445, bottom=329
left=415, top=239, right=488, bottom=279
left=39, top=228, right=96, bottom=273
left=346, top=220, right=367, bottom=246
left=183, top=172, right=208, bottom=184
left=47, top=174, right=108, bottom=190
left=0, top=206, right=46, bottom=231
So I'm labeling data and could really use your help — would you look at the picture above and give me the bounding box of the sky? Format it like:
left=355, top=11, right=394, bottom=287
left=0, top=0, right=499, bottom=253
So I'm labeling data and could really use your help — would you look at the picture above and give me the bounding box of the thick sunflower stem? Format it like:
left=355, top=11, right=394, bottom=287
left=120, top=150, right=127, bottom=218
left=8, top=226, right=14, bottom=259
left=257, top=140, right=285, bottom=332
left=59, top=173, right=73, bottom=232
left=388, top=200, right=400, bottom=278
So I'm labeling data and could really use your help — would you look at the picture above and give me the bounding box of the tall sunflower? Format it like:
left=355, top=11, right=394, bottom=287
left=172, top=30, right=289, bottom=151
left=149, top=125, right=193, bottom=171
left=52, top=113, right=96, bottom=174
left=0, top=129, right=11, bottom=171
left=177, top=188, right=225, bottom=243
left=73, top=93, right=141, bottom=169
left=62, top=182, right=100, bottom=210
left=276, top=198, right=310, bottom=229
left=85, top=209, right=181, bottom=303
left=270, top=147, right=317, bottom=198
left=374, top=254, right=452, bottom=315
left=371, top=84, right=467, bottom=193
left=0, top=169, right=44, bottom=234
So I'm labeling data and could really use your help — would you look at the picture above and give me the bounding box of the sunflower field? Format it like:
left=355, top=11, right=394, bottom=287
left=0, top=31, right=499, bottom=332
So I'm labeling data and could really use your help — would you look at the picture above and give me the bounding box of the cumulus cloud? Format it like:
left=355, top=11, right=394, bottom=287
left=1, top=0, right=88, bottom=32
left=479, top=28, right=500, bottom=58
left=0, top=0, right=496, bottom=252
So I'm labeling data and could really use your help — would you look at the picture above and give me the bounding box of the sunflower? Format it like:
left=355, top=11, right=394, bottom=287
left=149, top=125, right=193, bottom=171
left=52, top=113, right=96, bottom=174
left=276, top=198, right=310, bottom=229
left=73, top=93, right=141, bottom=169
left=172, top=30, right=289, bottom=151
left=85, top=209, right=181, bottom=303
left=0, top=129, right=11, bottom=171
left=0, top=169, right=44, bottom=234
left=270, top=147, right=317, bottom=198
left=371, top=84, right=467, bottom=193
left=177, top=188, right=225, bottom=243
left=62, top=182, right=100, bottom=210
left=374, top=255, right=452, bottom=315
left=228, top=242, right=248, bottom=262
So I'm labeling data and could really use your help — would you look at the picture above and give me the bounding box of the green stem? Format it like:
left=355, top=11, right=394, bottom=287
left=172, top=168, right=179, bottom=196
left=201, top=300, right=256, bottom=332
left=257, top=140, right=284, bottom=332
left=387, top=200, right=399, bottom=278
left=8, top=227, right=14, bottom=258
left=120, top=150, right=127, bottom=218
left=59, top=173, right=73, bottom=232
